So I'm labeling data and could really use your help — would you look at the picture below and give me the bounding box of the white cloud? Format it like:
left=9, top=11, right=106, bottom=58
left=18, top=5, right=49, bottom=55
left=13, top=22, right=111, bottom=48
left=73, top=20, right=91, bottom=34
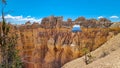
left=73, top=25, right=80, bottom=27
left=98, top=16, right=104, bottom=19
left=5, top=14, right=23, bottom=20
left=110, top=16, right=119, bottom=19
left=0, top=14, right=42, bottom=24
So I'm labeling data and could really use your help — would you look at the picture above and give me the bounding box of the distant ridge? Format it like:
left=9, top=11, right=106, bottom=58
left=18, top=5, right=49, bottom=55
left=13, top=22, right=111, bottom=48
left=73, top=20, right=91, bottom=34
left=110, top=22, right=120, bottom=28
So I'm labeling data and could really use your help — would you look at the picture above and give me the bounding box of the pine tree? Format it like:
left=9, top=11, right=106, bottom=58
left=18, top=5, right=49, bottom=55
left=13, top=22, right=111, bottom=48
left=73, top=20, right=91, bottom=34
left=0, top=0, right=23, bottom=68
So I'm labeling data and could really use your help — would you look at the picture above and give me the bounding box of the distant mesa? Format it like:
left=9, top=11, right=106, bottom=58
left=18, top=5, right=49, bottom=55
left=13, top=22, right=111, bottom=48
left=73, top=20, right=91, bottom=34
left=72, top=25, right=82, bottom=32
left=110, top=22, right=120, bottom=28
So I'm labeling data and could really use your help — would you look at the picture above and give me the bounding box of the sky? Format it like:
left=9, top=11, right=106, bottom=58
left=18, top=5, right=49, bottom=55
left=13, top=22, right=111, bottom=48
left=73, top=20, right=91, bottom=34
left=0, top=0, right=120, bottom=24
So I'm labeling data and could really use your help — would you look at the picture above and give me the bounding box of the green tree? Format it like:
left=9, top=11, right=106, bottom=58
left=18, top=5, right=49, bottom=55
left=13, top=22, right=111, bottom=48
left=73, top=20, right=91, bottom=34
left=0, top=0, right=23, bottom=68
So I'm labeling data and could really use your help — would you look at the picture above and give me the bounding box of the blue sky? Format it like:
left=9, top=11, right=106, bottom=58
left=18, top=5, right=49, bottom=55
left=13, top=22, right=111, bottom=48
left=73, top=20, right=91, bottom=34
left=0, top=0, right=120, bottom=24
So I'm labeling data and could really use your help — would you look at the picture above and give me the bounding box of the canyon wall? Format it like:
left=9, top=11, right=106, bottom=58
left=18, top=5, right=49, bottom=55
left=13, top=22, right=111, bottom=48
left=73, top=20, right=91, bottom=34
left=16, top=27, right=117, bottom=68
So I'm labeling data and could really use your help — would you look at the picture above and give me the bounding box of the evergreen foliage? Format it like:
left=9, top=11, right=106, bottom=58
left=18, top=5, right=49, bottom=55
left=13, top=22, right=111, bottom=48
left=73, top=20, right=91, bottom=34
left=0, top=0, right=23, bottom=68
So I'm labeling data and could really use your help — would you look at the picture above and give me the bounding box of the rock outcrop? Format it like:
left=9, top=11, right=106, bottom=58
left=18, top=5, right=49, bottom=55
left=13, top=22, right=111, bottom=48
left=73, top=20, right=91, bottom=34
left=62, top=33, right=120, bottom=68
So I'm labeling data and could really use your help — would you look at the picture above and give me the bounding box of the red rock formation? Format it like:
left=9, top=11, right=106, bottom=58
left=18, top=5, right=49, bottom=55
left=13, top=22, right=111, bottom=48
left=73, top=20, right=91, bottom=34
left=14, top=25, right=119, bottom=68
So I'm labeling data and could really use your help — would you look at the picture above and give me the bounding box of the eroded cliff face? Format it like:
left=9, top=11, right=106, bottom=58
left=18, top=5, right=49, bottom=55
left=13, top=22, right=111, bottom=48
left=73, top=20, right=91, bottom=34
left=62, top=33, right=120, bottom=68
left=15, top=27, right=118, bottom=68
left=0, top=16, right=119, bottom=68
